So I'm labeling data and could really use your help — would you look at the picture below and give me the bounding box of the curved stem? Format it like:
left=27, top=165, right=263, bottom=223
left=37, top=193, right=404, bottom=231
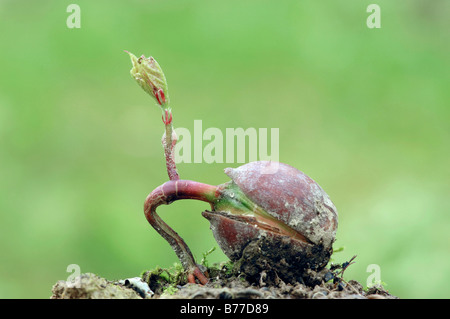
left=144, top=180, right=218, bottom=284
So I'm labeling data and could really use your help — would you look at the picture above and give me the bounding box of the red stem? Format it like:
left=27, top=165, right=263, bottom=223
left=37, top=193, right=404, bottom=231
left=162, top=110, right=179, bottom=181
left=144, top=180, right=218, bottom=284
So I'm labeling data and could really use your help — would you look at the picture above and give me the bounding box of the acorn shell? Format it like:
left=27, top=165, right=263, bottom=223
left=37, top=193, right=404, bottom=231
left=224, top=161, right=338, bottom=249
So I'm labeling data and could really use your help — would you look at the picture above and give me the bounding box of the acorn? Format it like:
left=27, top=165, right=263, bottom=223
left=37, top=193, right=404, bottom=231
left=202, top=161, right=338, bottom=283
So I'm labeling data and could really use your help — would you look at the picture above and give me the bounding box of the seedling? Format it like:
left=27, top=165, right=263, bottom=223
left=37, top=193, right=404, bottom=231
left=126, top=51, right=338, bottom=284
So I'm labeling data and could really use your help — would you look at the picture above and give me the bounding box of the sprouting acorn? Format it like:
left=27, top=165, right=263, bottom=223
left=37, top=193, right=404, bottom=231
left=143, top=161, right=338, bottom=284
left=126, top=51, right=338, bottom=284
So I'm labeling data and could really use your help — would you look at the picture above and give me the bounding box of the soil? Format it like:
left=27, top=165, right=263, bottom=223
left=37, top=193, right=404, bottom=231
left=51, top=259, right=397, bottom=299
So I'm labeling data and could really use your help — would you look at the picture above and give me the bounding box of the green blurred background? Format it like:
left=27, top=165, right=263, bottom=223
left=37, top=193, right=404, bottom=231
left=0, top=0, right=448, bottom=298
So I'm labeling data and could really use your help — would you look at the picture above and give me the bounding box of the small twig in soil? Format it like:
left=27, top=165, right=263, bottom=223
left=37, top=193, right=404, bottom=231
left=338, top=255, right=357, bottom=279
